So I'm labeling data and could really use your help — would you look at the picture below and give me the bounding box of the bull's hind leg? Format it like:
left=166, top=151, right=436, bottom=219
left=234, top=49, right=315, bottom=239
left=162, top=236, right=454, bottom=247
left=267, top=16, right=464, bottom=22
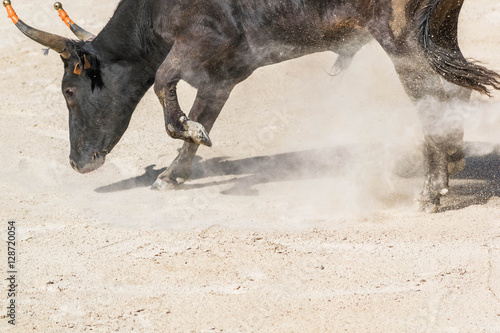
left=151, top=86, right=233, bottom=190
left=416, top=111, right=466, bottom=212
left=391, top=55, right=470, bottom=211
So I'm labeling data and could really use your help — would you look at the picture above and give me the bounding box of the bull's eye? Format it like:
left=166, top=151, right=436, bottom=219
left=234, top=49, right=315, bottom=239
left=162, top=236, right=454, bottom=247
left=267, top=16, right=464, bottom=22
left=65, top=88, right=75, bottom=98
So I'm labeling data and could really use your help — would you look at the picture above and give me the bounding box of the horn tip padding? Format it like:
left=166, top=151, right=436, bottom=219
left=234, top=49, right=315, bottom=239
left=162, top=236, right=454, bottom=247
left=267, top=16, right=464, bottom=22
left=4, top=0, right=12, bottom=8
left=54, top=2, right=62, bottom=10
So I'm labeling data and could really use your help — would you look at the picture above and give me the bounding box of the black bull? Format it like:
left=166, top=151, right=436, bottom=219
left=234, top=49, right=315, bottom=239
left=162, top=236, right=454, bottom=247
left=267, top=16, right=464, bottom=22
left=4, top=0, right=500, bottom=211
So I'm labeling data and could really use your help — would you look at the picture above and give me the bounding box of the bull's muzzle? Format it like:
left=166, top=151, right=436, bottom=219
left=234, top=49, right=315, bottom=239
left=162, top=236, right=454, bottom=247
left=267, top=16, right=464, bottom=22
left=70, top=152, right=106, bottom=174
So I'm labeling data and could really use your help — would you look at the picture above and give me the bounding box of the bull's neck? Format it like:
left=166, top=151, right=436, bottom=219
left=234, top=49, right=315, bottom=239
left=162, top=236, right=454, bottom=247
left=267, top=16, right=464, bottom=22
left=90, top=0, right=170, bottom=79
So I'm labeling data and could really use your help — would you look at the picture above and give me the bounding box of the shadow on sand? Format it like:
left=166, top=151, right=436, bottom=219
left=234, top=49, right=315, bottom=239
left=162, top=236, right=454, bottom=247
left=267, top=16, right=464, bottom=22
left=94, top=147, right=352, bottom=194
left=95, top=142, right=500, bottom=212
left=439, top=142, right=500, bottom=212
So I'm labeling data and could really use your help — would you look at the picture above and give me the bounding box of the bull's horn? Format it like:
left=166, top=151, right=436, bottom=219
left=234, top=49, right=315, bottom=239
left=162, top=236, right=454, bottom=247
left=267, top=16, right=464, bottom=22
left=54, top=2, right=95, bottom=41
left=3, top=0, right=70, bottom=58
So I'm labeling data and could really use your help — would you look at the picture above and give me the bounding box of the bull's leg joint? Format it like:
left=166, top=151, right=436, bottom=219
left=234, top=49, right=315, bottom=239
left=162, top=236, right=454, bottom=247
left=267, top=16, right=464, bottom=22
left=169, top=115, right=212, bottom=147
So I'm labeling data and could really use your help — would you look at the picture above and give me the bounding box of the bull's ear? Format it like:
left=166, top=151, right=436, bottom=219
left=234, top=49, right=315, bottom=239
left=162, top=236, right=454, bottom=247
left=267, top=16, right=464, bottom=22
left=83, top=54, right=91, bottom=69
left=74, top=62, right=82, bottom=75
left=72, top=55, right=89, bottom=75
left=80, top=51, right=103, bottom=91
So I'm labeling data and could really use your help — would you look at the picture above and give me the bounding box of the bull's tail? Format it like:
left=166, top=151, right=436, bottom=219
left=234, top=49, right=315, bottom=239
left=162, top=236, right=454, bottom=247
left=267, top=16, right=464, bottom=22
left=417, top=0, right=500, bottom=96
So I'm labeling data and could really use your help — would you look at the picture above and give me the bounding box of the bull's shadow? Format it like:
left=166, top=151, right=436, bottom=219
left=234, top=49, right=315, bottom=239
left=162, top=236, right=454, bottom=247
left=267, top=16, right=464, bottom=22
left=181, top=146, right=353, bottom=196
left=95, top=164, right=167, bottom=193
left=440, top=142, right=500, bottom=211
left=95, top=142, right=500, bottom=212
left=94, top=146, right=352, bottom=194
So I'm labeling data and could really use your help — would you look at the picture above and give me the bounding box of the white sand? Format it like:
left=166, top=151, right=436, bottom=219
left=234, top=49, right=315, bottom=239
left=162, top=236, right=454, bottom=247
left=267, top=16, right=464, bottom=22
left=1, top=1, right=500, bottom=331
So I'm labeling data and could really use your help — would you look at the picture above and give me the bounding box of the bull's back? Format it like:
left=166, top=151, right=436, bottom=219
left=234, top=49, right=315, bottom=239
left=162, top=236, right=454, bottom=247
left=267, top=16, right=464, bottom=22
left=234, top=0, right=379, bottom=65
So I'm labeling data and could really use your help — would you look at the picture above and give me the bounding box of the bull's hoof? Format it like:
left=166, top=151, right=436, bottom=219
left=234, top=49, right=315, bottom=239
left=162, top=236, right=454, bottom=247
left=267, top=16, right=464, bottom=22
left=167, top=116, right=212, bottom=147
left=418, top=200, right=439, bottom=213
left=150, top=162, right=191, bottom=190
left=183, top=118, right=212, bottom=147
left=151, top=178, right=169, bottom=191
left=151, top=178, right=183, bottom=191
left=417, top=195, right=440, bottom=213
left=417, top=188, right=448, bottom=213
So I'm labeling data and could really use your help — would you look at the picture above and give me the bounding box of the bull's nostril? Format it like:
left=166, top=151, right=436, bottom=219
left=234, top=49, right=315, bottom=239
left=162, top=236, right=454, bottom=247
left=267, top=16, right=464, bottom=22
left=70, top=159, right=77, bottom=170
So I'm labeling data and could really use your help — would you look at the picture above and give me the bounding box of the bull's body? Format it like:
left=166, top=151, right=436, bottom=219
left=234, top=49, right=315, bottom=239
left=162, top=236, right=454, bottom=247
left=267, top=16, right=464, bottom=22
left=5, top=0, right=500, bottom=211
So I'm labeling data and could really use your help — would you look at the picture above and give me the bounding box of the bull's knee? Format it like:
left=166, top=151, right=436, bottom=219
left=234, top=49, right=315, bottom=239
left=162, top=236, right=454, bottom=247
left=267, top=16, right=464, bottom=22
left=155, top=83, right=212, bottom=146
left=164, top=116, right=212, bottom=146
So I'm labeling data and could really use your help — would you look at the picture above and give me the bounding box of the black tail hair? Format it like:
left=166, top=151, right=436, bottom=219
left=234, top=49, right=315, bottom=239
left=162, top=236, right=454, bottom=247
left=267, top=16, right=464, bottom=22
left=417, top=0, right=500, bottom=96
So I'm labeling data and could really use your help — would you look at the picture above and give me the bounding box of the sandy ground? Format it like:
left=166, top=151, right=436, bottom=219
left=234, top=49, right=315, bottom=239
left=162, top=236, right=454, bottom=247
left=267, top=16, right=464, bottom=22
left=1, top=1, right=500, bottom=332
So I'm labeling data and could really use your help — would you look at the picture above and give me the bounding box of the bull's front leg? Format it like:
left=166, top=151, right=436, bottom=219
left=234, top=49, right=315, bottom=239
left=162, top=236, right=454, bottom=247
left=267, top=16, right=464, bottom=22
left=154, top=58, right=212, bottom=147
left=151, top=86, right=233, bottom=190
left=152, top=141, right=199, bottom=189
left=156, top=79, right=212, bottom=147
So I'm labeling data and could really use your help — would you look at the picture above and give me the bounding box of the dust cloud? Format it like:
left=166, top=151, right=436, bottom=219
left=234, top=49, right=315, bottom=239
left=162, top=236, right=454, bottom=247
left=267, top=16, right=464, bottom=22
left=216, top=42, right=425, bottom=220
left=3, top=40, right=500, bottom=231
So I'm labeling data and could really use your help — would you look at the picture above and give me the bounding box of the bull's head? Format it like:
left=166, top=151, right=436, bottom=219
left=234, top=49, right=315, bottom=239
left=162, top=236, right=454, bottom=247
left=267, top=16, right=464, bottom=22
left=4, top=1, right=148, bottom=173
